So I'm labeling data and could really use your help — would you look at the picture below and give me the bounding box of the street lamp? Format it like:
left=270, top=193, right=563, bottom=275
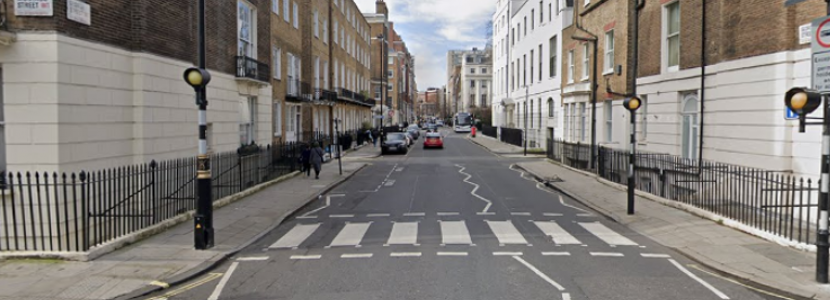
left=784, top=87, right=827, bottom=283
left=623, top=96, right=641, bottom=216
left=334, top=118, right=343, bottom=175
left=184, top=0, right=212, bottom=250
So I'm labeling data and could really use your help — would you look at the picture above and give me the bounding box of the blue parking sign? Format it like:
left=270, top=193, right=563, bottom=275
left=786, top=107, right=800, bottom=120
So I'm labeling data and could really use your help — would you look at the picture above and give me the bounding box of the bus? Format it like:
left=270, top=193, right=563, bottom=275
left=453, top=112, right=473, bottom=133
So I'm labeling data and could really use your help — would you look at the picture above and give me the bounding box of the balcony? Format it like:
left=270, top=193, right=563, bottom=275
left=235, top=56, right=270, bottom=83
left=337, top=88, right=373, bottom=107
left=311, top=88, right=337, bottom=105
left=286, top=79, right=312, bottom=102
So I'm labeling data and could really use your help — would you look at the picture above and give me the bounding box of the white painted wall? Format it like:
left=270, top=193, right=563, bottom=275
left=636, top=49, right=817, bottom=178
left=1, top=33, right=272, bottom=173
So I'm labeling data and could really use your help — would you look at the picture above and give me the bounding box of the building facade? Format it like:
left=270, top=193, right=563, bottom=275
left=1, top=0, right=274, bottom=172
left=447, top=47, right=493, bottom=118
left=366, top=1, right=389, bottom=127
left=635, top=0, right=824, bottom=177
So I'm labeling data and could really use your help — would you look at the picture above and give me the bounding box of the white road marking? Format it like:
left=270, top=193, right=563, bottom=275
left=456, top=164, right=493, bottom=213
left=541, top=251, right=571, bottom=256
left=269, top=223, right=321, bottom=249
left=579, top=222, right=639, bottom=246
left=362, top=164, right=398, bottom=192
left=559, top=194, right=590, bottom=213
left=576, top=213, right=595, bottom=217
left=384, top=180, right=396, bottom=186
left=235, top=256, right=269, bottom=261
left=512, top=256, right=566, bottom=291
left=590, top=252, right=624, bottom=257
left=290, top=255, right=322, bottom=260
left=437, top=212, right=460, bottom=216
left=330, top=214, right=354, bottom=218
left=543, top=213, right=564, bottom=217
left=669, top=259, right=730, bottom=299
left=403, top=212, right=426, bottom=217
left=341, top=253, right=373, bottom=258
left=485, top=220, right=529, bottom=245
left=207, top=262, right=238, bottom=300
left=562, top=293, right=572, bottom=300
left=510, top=212, right=532, bottom=216
left=396, top=167, right=405, bottom=172
left=390, top=252, right=422, bottom=257
left=367, top=213, right=391, bottom=217
left=328, top=222, right=372, bottom=247
left=476, top=212, right=496, bottom=216
left=296, top=216, right=317, bottom=219
left=641, top=253, right=671, bottom=258
left=299, top=194, right=345, bottom=218
left=440, top=221, right=474, bottom=245
left=533, top=221, right=582, bottom=245
left=386, top=222, right=419, bottom=246
left=493, top=252, right=523, bottom=256
left=437, top=251, right=468, bottom=256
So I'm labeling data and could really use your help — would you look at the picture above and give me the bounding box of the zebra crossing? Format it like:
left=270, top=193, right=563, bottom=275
left=269, top=219, right=640, bottom=250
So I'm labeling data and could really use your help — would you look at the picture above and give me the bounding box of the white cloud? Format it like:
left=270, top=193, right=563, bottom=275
left=355, top=0, right=493, bottom=89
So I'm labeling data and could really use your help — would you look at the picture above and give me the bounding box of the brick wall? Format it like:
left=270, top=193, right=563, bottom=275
left=6, top=0, right=272, bottom=76
left=638, top=0, right=825, bottom=77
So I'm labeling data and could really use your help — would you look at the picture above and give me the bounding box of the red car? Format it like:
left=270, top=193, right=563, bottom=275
left=423, top=133, right=444, bottom=149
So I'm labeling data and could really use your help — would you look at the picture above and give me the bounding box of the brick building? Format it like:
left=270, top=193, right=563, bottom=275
left=366, top=1, right=389, bottom=127
left=0, top=0, right=273, bottom=172
left=272, top=0, right=304, bottom=144
left=327, top=0, right=373, bottom=136
left=635, top=0, right=825, bottom=177
left=389, top=23, right=416, bottom=124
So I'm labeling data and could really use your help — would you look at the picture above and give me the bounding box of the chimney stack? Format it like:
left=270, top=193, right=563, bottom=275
left=376, top=0, right=388, bottom=16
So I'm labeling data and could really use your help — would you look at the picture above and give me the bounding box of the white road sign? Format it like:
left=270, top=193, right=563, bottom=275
left=14, top=0, right=53, bottom=16
left=812, top=16, right=830, bottom=93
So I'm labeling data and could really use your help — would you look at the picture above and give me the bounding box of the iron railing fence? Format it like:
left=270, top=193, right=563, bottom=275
left=546, top=139, right=819, bottom=245
left=499, top=127, right=524, bottom=147
left=481, top=125, right=497, bottom=139
left=0, top=143, right=300, bottom=252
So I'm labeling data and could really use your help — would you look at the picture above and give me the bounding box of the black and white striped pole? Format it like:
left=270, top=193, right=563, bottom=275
left=623, top=97, right=642, bottom=215
left=184, top=0, right=213, bottom=250
left=784, top=88, right=825, bottom=282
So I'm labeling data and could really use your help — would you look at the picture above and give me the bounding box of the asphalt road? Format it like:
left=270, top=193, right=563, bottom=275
left=144, top=129, right=791, bottom=300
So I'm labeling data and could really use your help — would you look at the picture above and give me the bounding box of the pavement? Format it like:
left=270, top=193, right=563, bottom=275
left=341, top=141, right=381, bottom=159
left=468, top=133, right=542, bottom=155
left=469, top=136, right=830, bottom=299
left=0, top=160, right=368, bottom=300
left=141, top=129, right=793, bottom=300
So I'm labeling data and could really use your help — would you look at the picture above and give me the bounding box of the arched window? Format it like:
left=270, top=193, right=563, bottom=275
left=681, top=93, right=699, bottom=160
left=547, top=98, right=554, bottom=118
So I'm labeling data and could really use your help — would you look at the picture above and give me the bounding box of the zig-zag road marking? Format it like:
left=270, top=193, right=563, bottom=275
left=456, top=164, right=493, bottom=213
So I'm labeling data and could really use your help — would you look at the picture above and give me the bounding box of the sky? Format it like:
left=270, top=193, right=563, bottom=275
left=354, top=0, right=495, bottom=91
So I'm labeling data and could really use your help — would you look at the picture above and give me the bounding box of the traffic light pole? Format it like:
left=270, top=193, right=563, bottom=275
left=194, top=0, right=213, bottom=250
left=627, top=108, right=636, bottom=215
left=818, top=96, right=830, bottom=283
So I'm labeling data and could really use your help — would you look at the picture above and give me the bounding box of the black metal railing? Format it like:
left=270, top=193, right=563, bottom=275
left=546, top=139, right=819, bottom=245
left=313, top=88, right=337, bottom=102
left=481, top=125, right=497, bottom=139
left=0, top=143, right=300, bottom=252
left=235, top=56, right=270, bottom=82
left=499, top=127, right=523, bottom=147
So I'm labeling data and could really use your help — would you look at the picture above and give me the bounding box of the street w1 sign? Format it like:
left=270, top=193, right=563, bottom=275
left=812, top=15, right=830, bottom=93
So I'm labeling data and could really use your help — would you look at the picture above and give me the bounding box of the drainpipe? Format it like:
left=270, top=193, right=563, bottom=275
left=698, top=0, right=706, bottom=169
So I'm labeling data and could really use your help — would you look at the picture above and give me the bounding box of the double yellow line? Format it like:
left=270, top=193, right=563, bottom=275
left=146, top=272, right=224, bottom=300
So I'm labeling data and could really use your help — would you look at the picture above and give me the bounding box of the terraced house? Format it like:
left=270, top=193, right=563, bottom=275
left=0, top=0, right=274, bottom=172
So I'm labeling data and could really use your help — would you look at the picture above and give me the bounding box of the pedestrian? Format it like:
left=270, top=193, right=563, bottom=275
left=371, top=129, right=379, bottom=147
left=366, top=129, right=374, bottom=147
left=300, top=144, right=311, bottom=177
left=309, top=142, right=325, bottom=179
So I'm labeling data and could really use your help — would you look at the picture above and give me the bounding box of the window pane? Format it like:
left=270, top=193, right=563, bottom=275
left=668, top=36, right=680, bottom=67
left=668, top=3, right=680, bottom=34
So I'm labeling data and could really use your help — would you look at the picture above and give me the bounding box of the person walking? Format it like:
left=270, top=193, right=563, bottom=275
left=300, top=144, right=311, bottom=177
left=309, top=142, right=325, bottom=179
left=366, top=129, right=374, bottom=147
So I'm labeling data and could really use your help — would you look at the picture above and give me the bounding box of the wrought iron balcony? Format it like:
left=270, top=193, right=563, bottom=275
left=235, top=56, right=270, bottom=83
left=286, top=79, right=312, bottom=102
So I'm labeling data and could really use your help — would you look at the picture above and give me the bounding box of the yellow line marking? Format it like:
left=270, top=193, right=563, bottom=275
left=686, top=264, right=796, bottom=300
left=146, top=272, right=223, bottom=300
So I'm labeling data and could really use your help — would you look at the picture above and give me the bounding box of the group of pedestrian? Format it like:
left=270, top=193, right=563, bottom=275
left=299, top=143, right=325, bottom=179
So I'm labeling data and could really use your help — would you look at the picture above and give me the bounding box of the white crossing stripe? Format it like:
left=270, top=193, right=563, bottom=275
left=579, top=222, right=639, bottom=246
left=541, top=252, right=571, bottom=256
left=641, top=253, right=671, bottom=258
left=493, top=251, right=523, bottom=256
left=269, top=223, right=321, bottom=249
left=486, top=220, right=529, bottom=245
left=437, top=212, right=460, bottom=216
left=562, top=293, right=572, bottom=300
left=403, top=212, right=426, bottom=217
left=386, top=222, right=419, bottom=245
left=341, top=253, right=373, bottom=258
left=440, top=221, right=473, bottom=245
left=437, top=252, right=468, bottom=256
left=290, top=255, right=322, bottom=260
left=329, top=222, right=372, bottom=247
left=590, top=252, right=624, bottom=257
left=367, top=213, right=391, bottom=218
left=533, top=221, right=582, bottom=245
left=391, top=252, right=422, bottom=257
left=236, top=256, right=269, bottom=261
left=510, top=212, right=532, bottom=216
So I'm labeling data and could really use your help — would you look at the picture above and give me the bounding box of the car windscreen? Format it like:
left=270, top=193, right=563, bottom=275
left=386, top=133, right=406, bottom=141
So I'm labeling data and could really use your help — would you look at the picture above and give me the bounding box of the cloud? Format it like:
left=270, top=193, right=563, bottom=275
left=355, top=0, right=493, bottom=89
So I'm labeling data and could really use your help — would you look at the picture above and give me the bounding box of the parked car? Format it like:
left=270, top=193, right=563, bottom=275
left=407, top=127, right=420, bottom=140
left=423, top=132, right=444, bottom=149
left=382, top=133, right=409, bottom=154
left=436, top=120, right=444, bottom=127
left=404, top=131, right=415, bottom=147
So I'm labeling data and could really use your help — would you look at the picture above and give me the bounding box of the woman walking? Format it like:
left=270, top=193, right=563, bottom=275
left=300, top=144, right=312, bottom=177
left=309, top=142, right=325, bottom=179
